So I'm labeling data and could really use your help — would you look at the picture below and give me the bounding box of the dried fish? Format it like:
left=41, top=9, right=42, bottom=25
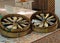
left=17, top=17, right=23, bottom=22
left=6, top=25, right=13, bottom=29
left=36, top=15, right=42, bottom=20
left=32, top=13, right=56, bottom=27
left=1, top=14, right=30, bottom=32
left=39, top=22, right=43, bottom=27
left=44, top=22, right=48, bottom=27
left=12, top=25, right=17, bottom=29
left=4, top=19, right=10, bottom=22
left=47, top=18, right=55, bottom=22
left=13, top=17, right=17, bottom=22
left=21, top=24, right=27, bottom=27
left=40, top=13, right=44, bottom=19
left=48, top=21, right=54, bottom=25
left=7, top=17, right=13, bottom=22
left=2, top=22, right=12, bottom=24
left=18, top=25, right=23, bottom=30
left=47, top=16, right=54, bottom=20
left=22, top=20, right=27, bottom=22
left=32, top=19, right=41, bottom=23
left=45, top=13, right=49, bottom=19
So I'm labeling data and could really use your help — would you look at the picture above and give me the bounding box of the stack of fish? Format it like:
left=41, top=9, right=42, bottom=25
left=32, top=13, right=56, bottom=27
left=1, top=16, right=29, bottom=32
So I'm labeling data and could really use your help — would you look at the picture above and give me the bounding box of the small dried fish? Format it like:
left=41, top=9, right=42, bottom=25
left=47, top=16, right=54, bottom=19
left=45, top=13, right=49, bottom=19
left=2, top=22, right=12, bottom=24
left=6, top=25, right=13, bottom=29
left=18, top=25, right=23, bottom=30
left=39, top=22, right=43, bottom=27
left=44, top=22, right=48, bottom=27
left=40, top=13, right=44, bottom=19
left=48, top=21, right=54, bottom=25
left=13, top=17, right=17, bottom=22
left=7, top=17, right=13, bottom=22
left=32, top=19, right=41, bottom=23
left=12, top=25, right=17, bottom=29
left=22, top=20, right=27, bottom=22
left=47, top=18, right=55, bottom=22
left=21, top=24, right=27, bottom=27
left=4, top=19, right=10, bottom=22
left=17, top=17, right=23, bottom=22
left=36, top=15, right=42, bottom=20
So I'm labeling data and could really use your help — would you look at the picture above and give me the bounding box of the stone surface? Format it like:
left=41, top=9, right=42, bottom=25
left=0, top=29, right=60, bottom=43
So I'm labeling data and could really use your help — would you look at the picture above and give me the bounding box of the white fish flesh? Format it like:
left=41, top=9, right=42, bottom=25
left=6, top=25, right=13, bottom=29
left=17, top=17, right=23, bottom=22
left=39, top=22, right=43, bottom=27
left=44, top=22, right=48, bottom=27
left=45, top=13, right=49, bottom=19
left=32, top=19, right=41, bottom=23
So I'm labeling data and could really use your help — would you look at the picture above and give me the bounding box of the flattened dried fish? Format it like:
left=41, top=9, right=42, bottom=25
left=18, top=25, right=23, bottom=30
left=4, top=19, right=10, bottom=22
left=47, top=16, right=54, bottom=19
left=40, top=13, right=44, bottom=19
left=2, top=22, right=12, bottom=24
left=45, top=13, right=49, bottom=19
left=12, top=25, right=17, bottom=29
left=36, top=15, right=42, bottom=20
left=39, top=22, right=43, bottom=27
left=17, top=17, right=23, bottom=22
left=44, top=22, right=48, bottom=27
left=48, top=21, right=54, bottom=25
left=7, top=17, right=13, bottom=22
left=47, top=18, right=55, bottom=22
left=21, top=24, right=27, bottom=27
left=32, top=19, right=41, bottom=23
left=13, top=17, right=17, bottom=22
left=6, top=25, right=13, bottom=29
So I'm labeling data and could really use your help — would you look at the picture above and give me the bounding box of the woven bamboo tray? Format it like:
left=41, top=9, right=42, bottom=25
left=0, top=14, right=31, bottom=38
left=30, top=12, right=59, bottom=33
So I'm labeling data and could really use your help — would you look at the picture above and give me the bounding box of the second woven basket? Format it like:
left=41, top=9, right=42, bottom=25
left=30, top=12, right=59, bottom=33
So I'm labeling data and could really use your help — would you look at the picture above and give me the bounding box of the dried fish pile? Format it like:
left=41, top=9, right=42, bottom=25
left=0, top=14, right=30, bottom=37
left=32, top=13, right=56, bottom=27
left=31, top=12, right=58, bottom=33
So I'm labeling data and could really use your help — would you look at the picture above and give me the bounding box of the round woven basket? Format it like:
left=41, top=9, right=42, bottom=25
left=30, top=12, right=59, bottom=33
left=0, top=14, right=31, bottom=38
